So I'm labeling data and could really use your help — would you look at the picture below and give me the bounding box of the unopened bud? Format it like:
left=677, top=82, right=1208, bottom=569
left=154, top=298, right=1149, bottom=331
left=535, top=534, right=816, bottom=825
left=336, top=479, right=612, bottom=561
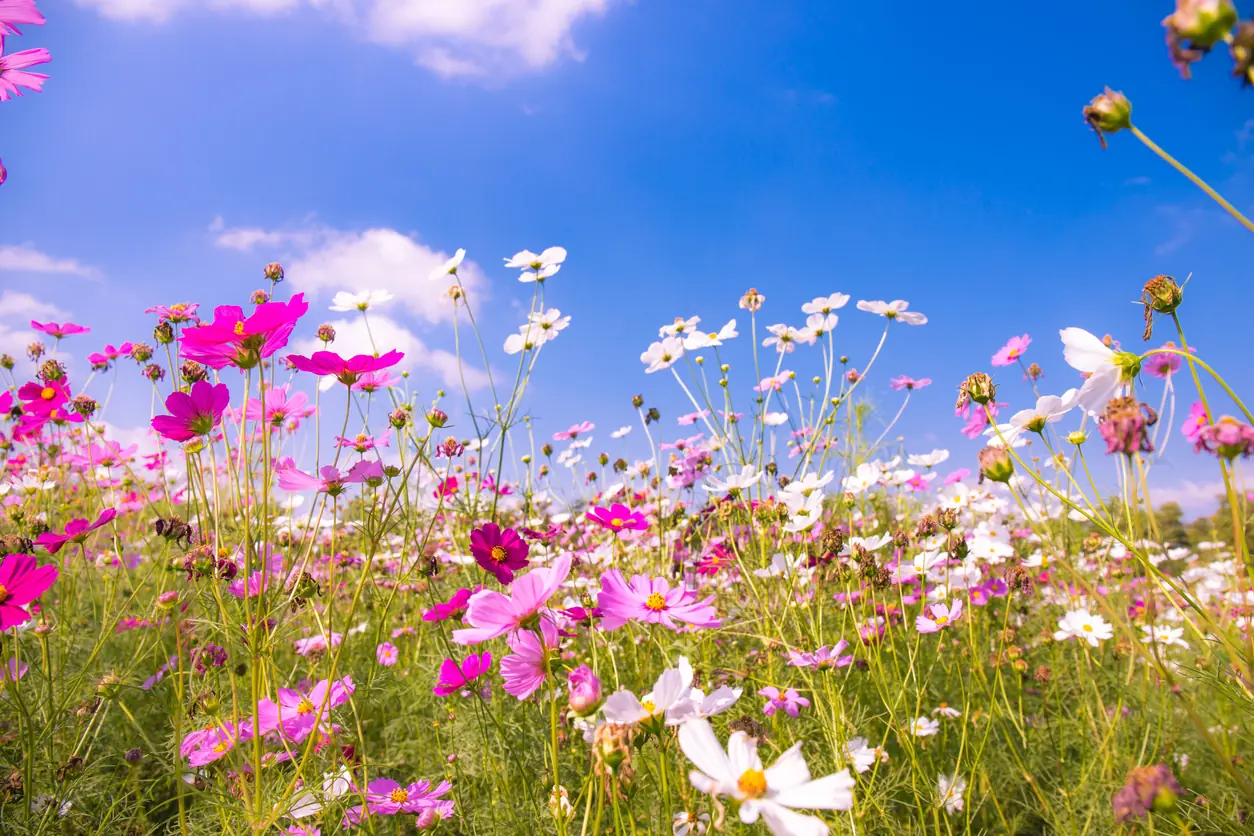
left=1083, top=87, right=1132, bottom=149
left=264, top=262, right=285, bottom=282
left=978, top=446, right=1014, bottom=483
left=317, top=323, right=336, bottom=344
left=1141, top=275, right=1184, bottom=340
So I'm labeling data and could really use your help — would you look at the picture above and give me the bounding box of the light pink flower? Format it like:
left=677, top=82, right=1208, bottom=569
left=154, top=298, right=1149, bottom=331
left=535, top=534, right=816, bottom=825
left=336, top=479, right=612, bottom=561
left=916, top=599, right=963, bottom=634
left=991, top=334, right=1031, bottom=366
left=501, top=618, right=560, bottom=699
left=596, top=570, right=720, bottom=631
left=451, top=555, right=572, bottom=645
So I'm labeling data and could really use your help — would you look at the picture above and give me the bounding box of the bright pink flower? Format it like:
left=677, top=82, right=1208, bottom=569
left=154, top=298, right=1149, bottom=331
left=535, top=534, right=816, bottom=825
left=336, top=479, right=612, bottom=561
left=343, top=778, right=452, bottom=824
left=0, top=1, right=44, bottom=38
left=469, top=523, right=529, bottom=585
left=677, top=409, right=709, bottom=426
left=376, top=642, right=398, bottom=666
left=433, top=476, right=459, bottom=499
left=184, top=723, right=241, bottom=767
left=758, top=686, right=810, bottom=717
left=30, top=320, right=87, bottom=339
left=1182, top=401, right=1208, bottom=449
left=1199, top=416, right=1254, bottom=460
left=35, top=508, right=117, bottom=555
left=87, top=343, right=133, bottom=369
left=287, top=349, right=403, bottom=386
left=915, top=599, right=963, bottom=633
left=276, top=461, right=380, bottom=494
left=786, top=641, right=852, bottom=670
left=18, top=378, right=71, bottom=417
left=595, top=570, right=720, bottom=631
left=423, top=586, right=480, bottom=622
left=991, top=334, right=1031, bottom=367
left=267, top=677, right=354, bottom=742
left=293, top=632, right=342, bottom=656
left=1, top=657, right=28, bottom=686
left=0, top=43, right=49, bottom=101
left=553, top=421, right=594, bottom=441
left=179, top=293, right=308, bottom=370
left=144, top=302, right=201, bottom=324
left=152, top=380, right=231, bottom=442
left=890, top=375, right=931, bottom=391
left=0, top=553, right=58, bottom=630
left=567, top=665, right=603, bottom=714
left=586, top=503, right=648, bottom=533
left=451, top=555, right=572, bottom=645
left=432, top=651, right=492, bottom=697
left=500, top=618, right=559, bottom=700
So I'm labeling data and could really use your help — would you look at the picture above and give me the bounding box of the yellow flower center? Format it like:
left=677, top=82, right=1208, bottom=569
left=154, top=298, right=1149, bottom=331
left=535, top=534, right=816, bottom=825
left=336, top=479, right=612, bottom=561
left=1082, top=624, right=1093, bottom=632
left=935, top=615, right=948, bottom=625
left=610, top=518, right=623, bottom=527
left=489, top=546, right=507, bottom=563
left=0, top=584, right=8, bottom=603
left=233, top=321, right=246, bottom=336
left=297, top=699, right=315, bottom=715
left=708, top=332, right=718, bottom=339
left=644, top=592, right=667, bottom=612
left=212, top=740, right=232, bottom=753
left=172, top=304, right=186, bottom=312
left=40, top=387, right=55, bottom=400
left=640, top=698, right=656, bottom=714
left=737, top=769, right=767, bottom=799
left=389, top=788, right=409, bottom=803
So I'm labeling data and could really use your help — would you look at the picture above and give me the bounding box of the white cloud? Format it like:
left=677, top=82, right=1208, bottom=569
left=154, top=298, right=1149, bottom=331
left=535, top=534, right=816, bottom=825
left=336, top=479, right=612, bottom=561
left=0, top=244, right=100, bottom=279
left=0, top=321, right=39, bottom=375
left=291, top=314, right=491, bottom=391
left=0, top=291, right=68, bottom=323
left=1150, top=479, right=1247, bottom=513
left=211, top=218, right=485, bottom=325
left=75, top=0, right=613, bottom=77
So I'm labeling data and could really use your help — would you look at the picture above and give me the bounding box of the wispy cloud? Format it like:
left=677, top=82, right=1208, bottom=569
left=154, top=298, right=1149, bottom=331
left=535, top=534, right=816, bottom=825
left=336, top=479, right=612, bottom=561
left=75, top=0, right=616, bottom=79
left=1123, top=175, right=1152, bottom=186
left=0, top=290, right=68, bottom=322
left=0, top=244, right=101, bottom=279
left=1152, top=205, right=1206, bottom=256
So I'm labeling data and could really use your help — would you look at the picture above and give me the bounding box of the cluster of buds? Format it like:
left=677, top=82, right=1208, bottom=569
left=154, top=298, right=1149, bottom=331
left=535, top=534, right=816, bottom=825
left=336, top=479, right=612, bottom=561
left=1098, top=396, right=1158, bottom=456
left=1141, top=274, right=1184, bottom=340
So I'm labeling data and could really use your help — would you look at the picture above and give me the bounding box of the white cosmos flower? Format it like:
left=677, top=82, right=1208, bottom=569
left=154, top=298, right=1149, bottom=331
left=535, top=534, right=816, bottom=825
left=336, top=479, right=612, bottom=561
left=667, top=685, right=743, bottom=725
left=504, top=323, right=547, bottom=355
left=661, top=316, right=701, bottom=338
left=763, top=324, right=803, bottom=354
left=805, top=313, right=838, bottom=337
left=986, top=389, right=1080, bottom=445
left=1053, top=608, right=1113, bottom=647
left=841, top=462, right=880, bottom=495
left=908, top=716, right=940, bottom=737
left=611, top=426, right=633, bottom=439
left=801, top=293, right=850, bottom=315
left=428, top=247, right=466, bottom=281
left=763, top=412, right=789, bottom=426
left=678, top=718, right=855, bottom=836
left=1060, top=328, right=1135, bottom=415
left=782, top=471, right=833, bottom=497
left=603, top=657, right=695, bottom=724
left=1141, top=624, right=1189, bottom=649
left=641, top=337, right=685, bottom=373
left=705, top=465, right=763, bottom=493
left=782, top=491, right=824, bottom=533
left=856, top=299, right=927, bottom=325
left=907, top=449, right=950, bottom=468
left=844, top=737, right=889, bottom=774
left=329, top=290, right=394, bottom=312
left=506, top=247, right=567, bottom=281
left=937, top=774, right=966, bottom=815
left=684, top=319, right=738, bottom=350
left=529, top=308, right=571, bottom=334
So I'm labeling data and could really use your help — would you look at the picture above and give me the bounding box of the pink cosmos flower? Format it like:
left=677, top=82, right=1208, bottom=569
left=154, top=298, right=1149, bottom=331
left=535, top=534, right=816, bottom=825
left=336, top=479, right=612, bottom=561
left=87, top=343, right=134, bottom=369
left=342, top=778, right=453, bottom=825
left=287, top=349, right=404, bottom=386
left=293, top=632, right=342, bottom=656
left=678, top=409, right=710, bottom=426
left=595, top=570, right=720, bottom=631
left=786, top=641, right=853, bottom=670
left=991, top=334, right=1031, bottom=367
left=433, top=476, right=459, bottom=499
left=1182, top=401, right=1208, bottom=449
left=500, top=618, right=559, bottom=700
left=1199, top=417, right=1254, bottom=459
left=277, top=461, right=381, bottom=494
left=432, top=651, right=492, bottom=697
left=152, top=380, right=231, bottom=442
left=30, top=320, right=87, bottom=339
left=758, top=686, right=810, bottom=717
left=0, top=553, right=58, bottom=630
left=553, top=421, right=594, bottom=441
left=179, top=294, right=309, bottom=369
left=0, top=0, right=44, bottom=38
left=943, top=468, right=970, bottom=486
left=245, top=384, right=312, bottom=428
left=423, top=586, right=480, bottom=622
left=144, top=302, right=201, bottom=324
left=451, top=555, right=572, bottom=645
left=469, top=523, right=529, bottom=585
left=890, top=375, right=932, bottom=391
left=35, top=508, right=117, bottom=555
left=916, top=599, right=963, bottom=634
left=352, top=371, right=397, bottom=392
left=17, top=377, right=72, bottom=417
left=376, top=642, right=399, bottom=666
left=1, top=657, right=28, bottom=687
left=0, top=42, right=49, bottom=101
left=586, top=503, right=648, bottom=533
left=266, top=677, right=354, bottom=742
left=0, top=157, right=5, bottom=186
left=184, top=723, right=242, bottom=767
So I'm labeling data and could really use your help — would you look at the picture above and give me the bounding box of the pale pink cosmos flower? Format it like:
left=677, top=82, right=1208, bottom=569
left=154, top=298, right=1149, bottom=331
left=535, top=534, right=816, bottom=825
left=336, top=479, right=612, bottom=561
left=451, top=555, right=572, bottom=645
left=890, top=376, right=931, bottom=391
left=500, top=618, right=560, bottom=699
left=991, top=334, right=1031, bottom=366
left=596, top=570, right=720, bottom=631
left=916, top=599, right=963, bottom=634
left=758, top=686, right=810, bottom=717
left=293, top=632, right=342, bottom=656
left=376, top=642, right=399, bottom=667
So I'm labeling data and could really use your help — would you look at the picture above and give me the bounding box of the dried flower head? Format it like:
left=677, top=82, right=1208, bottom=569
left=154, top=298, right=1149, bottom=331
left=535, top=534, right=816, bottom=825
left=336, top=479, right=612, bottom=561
left=739, top=287, right=765, bottom=312
left=1141, top=274, right=1183, bottom=339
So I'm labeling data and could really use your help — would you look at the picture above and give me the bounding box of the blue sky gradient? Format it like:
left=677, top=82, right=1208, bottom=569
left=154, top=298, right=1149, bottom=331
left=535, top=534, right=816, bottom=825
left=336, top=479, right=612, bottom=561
left=3, top=0, right=1253, bottom=510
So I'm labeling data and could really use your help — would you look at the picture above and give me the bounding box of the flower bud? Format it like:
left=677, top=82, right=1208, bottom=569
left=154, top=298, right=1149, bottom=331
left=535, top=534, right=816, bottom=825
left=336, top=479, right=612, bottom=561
left=1163, top=0, right=1237, bottom=77
left=264, top=262, right=285, bottom=282
left=71, top=395, right=98, bottom=419
left=0, top=354, right=13, bottom=371
left=631, top=394, right=644, bottom=408
left=26, top=341, right=45, bottom=362
left=124, top=748, right=143, bottom=766
left=316, top=323, right=336, bottom=344
left=180, top=360, right=208, bottom=384
left=39, top=359, right=66, bottom=382
left=977, top=446, right=1014, bottom=483
left=957, top=372, right=997, bottom=409
left=130, top=342, right=154, bottom=363
left=153, top=321, right=175, bottom=345
left=427, top=408, right=449, bottom=428
left=1199, top=416, right=1254, bottom=459
left=96, top=673, right=123, bottom=700
left=250, top=289, right=270, bottom=305
left=567, top=665, right=603, bottom=716
left=1083, top=88, right=1132, bottom=149
left=1141, top=275, right=1184, bottom=339
left=1232, top=19, right=1254, bottom=85
left=388, top=408, right=409, bottom=429
left=143, top=364, right=166, bottom=383
left=592, top=722, right=631, bottom=774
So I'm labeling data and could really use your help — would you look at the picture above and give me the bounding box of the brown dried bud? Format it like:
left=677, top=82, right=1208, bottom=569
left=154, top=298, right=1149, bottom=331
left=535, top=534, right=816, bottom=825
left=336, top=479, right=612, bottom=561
left=70, top=395, right=98, bottom=418
left=26, top=341, right=46, bottom=362
left=264, top=262, right=285, bottom=282
left=1142, top=275, right=1184, bottom=339
left=957, top=372, right=997, bottom=409
left=38, top=359, right=66, bottom=382
left=130, top=342, right=154, bottom=363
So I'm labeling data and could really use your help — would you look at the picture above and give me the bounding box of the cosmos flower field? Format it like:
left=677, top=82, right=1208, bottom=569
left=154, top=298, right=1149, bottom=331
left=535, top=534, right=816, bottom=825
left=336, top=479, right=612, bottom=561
left=6, top=3, right=1254, bottom=836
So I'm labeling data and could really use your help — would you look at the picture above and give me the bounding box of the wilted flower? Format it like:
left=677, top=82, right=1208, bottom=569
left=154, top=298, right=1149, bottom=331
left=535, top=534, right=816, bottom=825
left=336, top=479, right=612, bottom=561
left=1098, top=396, right=1158, bottom=456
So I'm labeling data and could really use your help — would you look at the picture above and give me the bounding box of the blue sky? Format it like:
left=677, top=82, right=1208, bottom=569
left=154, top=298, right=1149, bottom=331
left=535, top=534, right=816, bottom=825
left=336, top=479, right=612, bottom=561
left=3, top=0, right=1253, bottom=511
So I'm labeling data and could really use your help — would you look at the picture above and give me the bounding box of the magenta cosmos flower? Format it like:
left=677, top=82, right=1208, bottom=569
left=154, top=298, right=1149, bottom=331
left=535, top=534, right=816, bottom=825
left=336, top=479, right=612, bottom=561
left=469, top=523, right=529, bottom=585
left=991, top=334, right=1031, bottom=367
left=244, top=384, right=312, bottom=428
left=586, top=502, right=648, bottom=533
left=18, top=377, right=72, bottom=417
left=287, top=349, right=404, bottom=386
left=432, top=651, right=492, bottom=696
left=151, top=380, right=230, bottom=443
left=376, top=642, right=398, bottom=666
left=423, top=586, right=480, bottom=622
left=758, top=685, right=810, bottom=717
left=0, top=553, right=59, bottom=629
left=264, top=676, right=355, bottom=742
left=596, top=570, right=720, bottom=631
left=343, top=778, right=453, bottom=826
left=1, top=1, right=45, bottom=38
left=0, top=42, right=50, bottom=102
left=451, top=555, right=572, bottom=645
left=179, top=294, right=309, bottom=369
left=144, top=302, right=201, bottom=324
left=30, top=320, right=88, bottom=339
left=35, top=508, right=117, bottom=555
left=276, top=461, right=381, bottom=495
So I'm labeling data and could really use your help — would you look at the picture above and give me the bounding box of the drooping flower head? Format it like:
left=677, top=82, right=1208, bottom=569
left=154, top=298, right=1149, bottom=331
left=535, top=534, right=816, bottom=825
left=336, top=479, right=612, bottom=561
left=432, top=652, right=492, bottom=697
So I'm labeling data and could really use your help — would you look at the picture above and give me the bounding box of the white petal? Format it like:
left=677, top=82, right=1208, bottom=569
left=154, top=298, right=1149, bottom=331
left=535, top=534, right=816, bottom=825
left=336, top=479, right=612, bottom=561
left=678, top=720, right=737, bottom=790
left=1059, top=327, right=1112, bottom=374
left=755, top=800, right=830, bottom=836
left=774, top=770, right=856, bottom=811
left=764, top=742, right=810, bottom=791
